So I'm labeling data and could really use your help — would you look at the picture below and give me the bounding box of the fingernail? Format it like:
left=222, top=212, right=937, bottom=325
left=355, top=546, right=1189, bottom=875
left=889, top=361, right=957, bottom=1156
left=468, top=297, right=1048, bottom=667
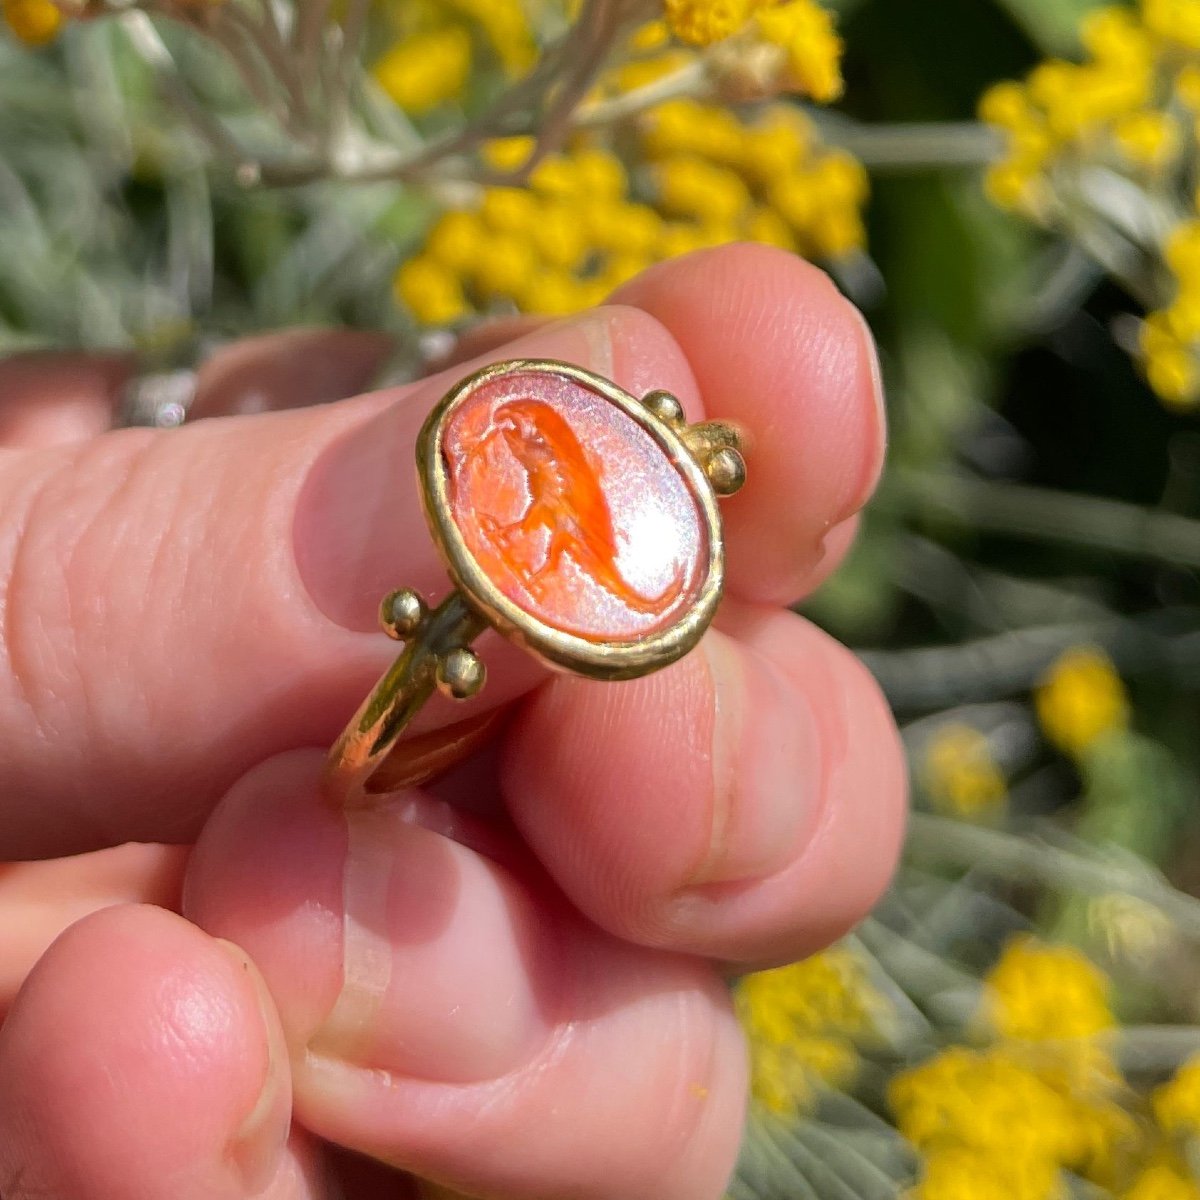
left=687, top=635, right=822, bottom=886
left=847, top=302, right=887, bottom=507
left=216, top=939, right=291, bottom=1194
left=193, top=328, right=395, bottom=420
left=295, top=312, right=617, bottom=633
left=0, top=352, right=133, bottom=447
left=306, top=802, right=555, bottom=1082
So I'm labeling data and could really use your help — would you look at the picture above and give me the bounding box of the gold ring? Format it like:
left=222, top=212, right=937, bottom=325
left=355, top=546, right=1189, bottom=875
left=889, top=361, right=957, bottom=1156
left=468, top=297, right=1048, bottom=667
left=324, top=357, right=747, bottom=808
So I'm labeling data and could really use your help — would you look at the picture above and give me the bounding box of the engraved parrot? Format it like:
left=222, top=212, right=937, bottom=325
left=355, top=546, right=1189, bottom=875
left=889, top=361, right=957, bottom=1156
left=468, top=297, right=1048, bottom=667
left=475, top=398, right=685, bottom=616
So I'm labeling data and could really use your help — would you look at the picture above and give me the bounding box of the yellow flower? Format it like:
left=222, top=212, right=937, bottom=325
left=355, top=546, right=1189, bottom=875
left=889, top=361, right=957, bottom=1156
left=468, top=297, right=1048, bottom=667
left=1142, top=308, right=1200, bottom=408
left=755, top=0, right=844, bottom=102
left=1083, top=6, right=1154, bottom=63
left=611, top=48, right=694, bottom=92
left=768, top=173, right=817, bottom=231
left=921, top=723, right=1007, bottom=819
left=629, top=18, right=670, bottom=52
left=740, top=946, right=888, bottom=1037
left=2, top=0, right=62, bottom=45
left=373, top=27, right=472, bottom=114
left=1035, top=646, right=1130, bottom=758
left=424, top=210, right=489, bottom=275
left=448, top=0, right=534, bottom=73
left=568, top=147, right=628, bottom=200
left=890, top=1047, right=1084, bottom=1161
left=748, top=1032, right=858, bottom=1116
left=640, top=98, right=748, bottom=164
left=576, top=198, right=659, bottom=256
left=482, top=136, right=535, bottom=173
left=1176, top=64, right=1200, bottom=109
left=744, top=205, right=796, bottom=251
left=1165, top=291, right=1200, bottom=342
left=1142, top=0, right=1200, bottom=50
left=1027, top=59, right=1150, bottom=141
left=468, top=232, right=538, bottom=301
left=810, top=150, right=870, bottom=207
left=393, top=255, right=469, bottom=325
left=737, top=110, right=812, bottom=184
left=1114, top=110, right=1180, bottom=169
left=656, top=156, right=751, bottom=224
left=979, top=81, right=1036, bottom=131
left=1166, top=221, right=1200, bottom=287
left=1153, top=1055, right=1200, bottom=1136
left=1123, top=1157, right=1200, bottom=1200
left=663, top=0, right=755, bottom=46
left=982, top=937, right=1115, bottom=1043
left=809, top=206, right=866, bottom=258
left=527, top=203, right=589, bottom=270
left=911, top=1147, right=1065, bottom=1200
left=1145, top=336, right=1200, bottom=409
left=598, top=252, right=653, bottom=291
left=983, top=160, right=1046, bottom=212
left=737, top=946, right=890, bottom=1117
left=516, top=270, right=589, bottom=316
left=527, top=155, right=579, bottom=199
left=656, top=221, right=715, bottom=259
left=480, top=186, right=542, bottom=236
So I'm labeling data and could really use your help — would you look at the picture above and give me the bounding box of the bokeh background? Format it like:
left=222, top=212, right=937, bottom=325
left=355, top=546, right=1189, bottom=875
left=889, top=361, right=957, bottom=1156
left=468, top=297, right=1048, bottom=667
left=4, top=1, right=1200, bottom=1197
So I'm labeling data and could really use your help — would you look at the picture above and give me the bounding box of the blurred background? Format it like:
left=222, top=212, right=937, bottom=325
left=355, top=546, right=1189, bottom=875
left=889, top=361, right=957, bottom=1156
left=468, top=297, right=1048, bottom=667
left=4, top=0, right=1200, bottom=1196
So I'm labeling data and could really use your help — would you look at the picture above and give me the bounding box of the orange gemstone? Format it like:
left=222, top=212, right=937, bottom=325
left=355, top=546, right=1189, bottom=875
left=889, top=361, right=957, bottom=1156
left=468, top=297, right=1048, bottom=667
left=442, top=370, right=707, bottom=642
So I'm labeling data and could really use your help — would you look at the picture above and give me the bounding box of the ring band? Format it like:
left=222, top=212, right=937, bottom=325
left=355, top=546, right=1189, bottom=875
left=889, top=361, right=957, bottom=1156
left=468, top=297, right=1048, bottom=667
left=324, top=357, right=747, bottom=808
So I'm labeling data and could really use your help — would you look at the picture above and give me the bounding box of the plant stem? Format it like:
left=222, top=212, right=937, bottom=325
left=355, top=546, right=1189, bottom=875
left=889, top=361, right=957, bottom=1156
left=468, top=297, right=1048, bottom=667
left=815, top=117, right=1003, bottom=171
left=907, top=812, right=1200, bottom=941
left=899, top=470, right=1200, bottom=569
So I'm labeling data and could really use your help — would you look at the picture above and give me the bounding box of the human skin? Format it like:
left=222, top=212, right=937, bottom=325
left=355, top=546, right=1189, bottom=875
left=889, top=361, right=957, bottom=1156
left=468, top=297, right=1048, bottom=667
left=0, top=244, right=906, bottom=1200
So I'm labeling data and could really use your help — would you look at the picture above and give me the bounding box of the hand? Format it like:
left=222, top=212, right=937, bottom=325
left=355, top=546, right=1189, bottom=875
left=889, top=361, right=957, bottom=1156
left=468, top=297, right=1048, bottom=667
left=0, top=245, right=905, bottom=1200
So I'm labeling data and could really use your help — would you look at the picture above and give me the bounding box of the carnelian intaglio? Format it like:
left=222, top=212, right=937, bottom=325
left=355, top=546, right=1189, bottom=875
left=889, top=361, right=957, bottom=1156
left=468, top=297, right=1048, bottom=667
left=442, top=369, right=708, bottom=642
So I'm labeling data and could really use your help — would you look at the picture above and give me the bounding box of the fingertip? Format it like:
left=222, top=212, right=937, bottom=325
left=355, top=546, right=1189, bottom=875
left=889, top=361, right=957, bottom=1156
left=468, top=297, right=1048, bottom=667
left=0, top=903, right=293, bottom=1198
left=613, top=244, right=886, bottom=603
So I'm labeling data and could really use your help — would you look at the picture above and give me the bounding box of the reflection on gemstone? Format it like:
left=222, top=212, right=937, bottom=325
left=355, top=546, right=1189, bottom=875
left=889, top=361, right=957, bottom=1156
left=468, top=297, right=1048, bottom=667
left=442, top=370, right=708, bottom=642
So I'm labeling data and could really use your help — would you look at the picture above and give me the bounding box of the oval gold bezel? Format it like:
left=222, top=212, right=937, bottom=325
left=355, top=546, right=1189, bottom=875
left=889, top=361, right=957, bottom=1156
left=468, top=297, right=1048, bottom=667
left=416, top=358, right=724, bottom=681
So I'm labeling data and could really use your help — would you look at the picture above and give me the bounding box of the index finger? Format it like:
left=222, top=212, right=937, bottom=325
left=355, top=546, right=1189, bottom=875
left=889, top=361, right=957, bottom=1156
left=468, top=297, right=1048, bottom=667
left=0, top=247, right=882, bottom=858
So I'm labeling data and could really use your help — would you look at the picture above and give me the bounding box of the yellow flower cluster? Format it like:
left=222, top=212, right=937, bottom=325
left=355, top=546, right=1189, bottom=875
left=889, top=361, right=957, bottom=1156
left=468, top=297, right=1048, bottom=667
left=395, top=102, right=867, bottom=324
left=2, top=0, right=62, bottom=45
left=1125, top=1157, right=1200, bottom=1200
left=374, top=27, right=473, bottom=114
left=662, top=0, right=759, bottom=47
left=447, top=0, right=533, bottom=75
left=892, top=937, right=1136, bottom=1200
left=736, top=945, right=891, bottom=1117
left=372, top=0, right=533, bottom=114
left=754, top=0, right=843, bottom=102
left=921, top=723, right=1007, bottom=819
left=1145, top=220, right=1200, bottom=408
left=1154, top=1055, right=1200, bottom=1137
left=660, top=0, right=843, bottom=102
left=1035, top=645, right=1129, bottom=760
left=978, top=2, right=1200, bottom=408
left=979, top=7, right=1160, bottom=213
left=982, top=936, right=1115, bottom=1042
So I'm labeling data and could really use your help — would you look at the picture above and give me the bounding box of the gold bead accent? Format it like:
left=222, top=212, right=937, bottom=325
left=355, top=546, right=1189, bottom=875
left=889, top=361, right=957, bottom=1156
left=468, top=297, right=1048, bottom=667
left=436, top=647, right=486, bottom=699
left=706, top=446, right=747, bottom=496
left=381, top=588, right=426, bottom=639
left=643, top=389, right=685, bottom=427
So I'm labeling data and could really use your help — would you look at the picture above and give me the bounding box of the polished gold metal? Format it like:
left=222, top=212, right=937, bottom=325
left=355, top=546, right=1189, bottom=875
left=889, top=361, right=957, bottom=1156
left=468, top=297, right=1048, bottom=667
left=324, top=357, right=746, bottom=808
